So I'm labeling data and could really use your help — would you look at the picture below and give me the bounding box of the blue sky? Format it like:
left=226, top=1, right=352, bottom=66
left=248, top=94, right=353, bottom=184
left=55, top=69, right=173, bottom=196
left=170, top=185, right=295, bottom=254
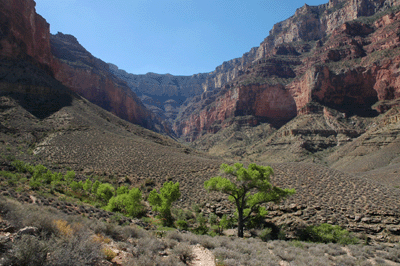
left=35, top=0, right=328, bottom=76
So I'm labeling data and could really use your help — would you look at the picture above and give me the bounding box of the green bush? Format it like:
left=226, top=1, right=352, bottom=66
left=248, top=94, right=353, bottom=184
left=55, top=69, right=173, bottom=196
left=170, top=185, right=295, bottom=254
left=106, top=187, right=144, bottom=217
left=32, top=165, right=47, bottom=181
left=116, top=185, right=129, bottom=195
left=82, top=179, right=92, bottom=192
left=70, top=181, right=83, bottom=191
left=91, top=180, right=101, bottom=194
left=175, top=219, right=189, bottom=230
left=64, top=171, right=76, bottom=183
left=11, top=160, right=29, bottom=173
left=96, top=183, right=115, bottom=203
left=299, top=223, right=359, bottom=245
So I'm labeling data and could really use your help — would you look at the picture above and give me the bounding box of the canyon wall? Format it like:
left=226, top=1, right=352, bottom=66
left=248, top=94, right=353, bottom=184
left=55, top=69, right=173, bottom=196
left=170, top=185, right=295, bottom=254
left=0, top=0, right=163, bottom=132
left=0, top=0, right=53, bottom=69
left=176, top=0, right=400, bottom=141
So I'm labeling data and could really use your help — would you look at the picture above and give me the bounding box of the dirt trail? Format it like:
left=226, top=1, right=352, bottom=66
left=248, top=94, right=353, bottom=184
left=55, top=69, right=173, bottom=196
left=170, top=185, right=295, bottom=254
left=192, top=244, right=215, bottom=266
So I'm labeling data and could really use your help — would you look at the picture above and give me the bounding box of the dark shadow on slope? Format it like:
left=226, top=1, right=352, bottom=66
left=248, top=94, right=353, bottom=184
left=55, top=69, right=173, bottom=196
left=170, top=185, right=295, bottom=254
left=0, top=58, right=74, bottom=119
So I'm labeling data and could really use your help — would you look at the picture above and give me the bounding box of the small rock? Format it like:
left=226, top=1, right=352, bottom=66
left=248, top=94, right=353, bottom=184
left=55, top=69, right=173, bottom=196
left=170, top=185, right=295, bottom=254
left=17, top=226, right=38, bottom=236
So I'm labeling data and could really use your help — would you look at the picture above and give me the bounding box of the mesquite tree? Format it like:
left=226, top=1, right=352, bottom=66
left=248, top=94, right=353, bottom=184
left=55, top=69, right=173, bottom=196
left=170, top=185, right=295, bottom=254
left=204, top=163, right=295, bottom=237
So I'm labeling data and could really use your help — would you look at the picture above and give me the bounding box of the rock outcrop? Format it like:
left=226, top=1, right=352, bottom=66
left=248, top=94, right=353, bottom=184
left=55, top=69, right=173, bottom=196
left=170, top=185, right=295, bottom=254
left=176, top=0, right=400, bottom=142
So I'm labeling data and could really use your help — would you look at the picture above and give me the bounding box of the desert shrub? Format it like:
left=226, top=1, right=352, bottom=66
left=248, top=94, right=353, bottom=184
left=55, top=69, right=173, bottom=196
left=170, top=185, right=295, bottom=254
left=166, top=230, right=184, bottom=242
left=136, top=236, right=166, bottom=256
left=172, top=207, right=194, bottom=221
left=383, top=246, right=400, bottom=262
left=120, top=225, right=147, bottom=239
left=219, top=215, right=235, bottom=231
left=29, top=179, right=42, bottom=190
left=213, top=247, right=242, bottom=261
left=102, top=247, right=117, bottom=261
left=196, top=235, right=216, bottom=249
left=47, top=230, right=103, bottom=266
left=3, top=235, right=49, bottom=266
left=173, top=243, right=195, bottom=264
left=299, top=223, right=359, bottom=245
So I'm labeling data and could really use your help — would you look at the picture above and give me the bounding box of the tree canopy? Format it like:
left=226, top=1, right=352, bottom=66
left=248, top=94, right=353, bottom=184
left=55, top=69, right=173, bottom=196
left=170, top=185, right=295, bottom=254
left=148, top=181, right=181, bottom=226
left=204, top=163, right=295, bottom=237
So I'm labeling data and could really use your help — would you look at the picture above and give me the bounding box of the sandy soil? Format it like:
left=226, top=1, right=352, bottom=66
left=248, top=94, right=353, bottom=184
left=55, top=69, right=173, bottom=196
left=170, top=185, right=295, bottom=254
left=192, top=244, right=216, bottom=266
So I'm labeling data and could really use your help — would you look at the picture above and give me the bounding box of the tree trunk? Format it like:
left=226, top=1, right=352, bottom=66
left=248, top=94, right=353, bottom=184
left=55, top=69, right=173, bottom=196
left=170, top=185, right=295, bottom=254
left=238, top=208, right=244, bottom=237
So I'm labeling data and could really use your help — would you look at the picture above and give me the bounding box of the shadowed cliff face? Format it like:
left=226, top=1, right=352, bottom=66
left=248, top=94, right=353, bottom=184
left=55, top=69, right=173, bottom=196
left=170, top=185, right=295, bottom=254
left=50, top=33, right=168, bottom=132
left=0, top=0, right=74, bottom=119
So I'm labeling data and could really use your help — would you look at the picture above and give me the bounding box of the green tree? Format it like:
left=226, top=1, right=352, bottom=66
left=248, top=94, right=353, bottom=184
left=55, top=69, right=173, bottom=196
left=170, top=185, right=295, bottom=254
left=96, top=183, right=115, bottom=203
left=204, top=163, right=295, bottom=237
left=148, top=181, right=180, bottom=226
left=106, top=187, right=144, bottom=217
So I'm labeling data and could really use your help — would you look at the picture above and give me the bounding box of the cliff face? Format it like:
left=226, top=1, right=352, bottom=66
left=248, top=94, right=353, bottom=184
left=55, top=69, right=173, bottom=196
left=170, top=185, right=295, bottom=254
left=50, top=33, right=164, bottom=131
left=254, top=0, right=398, bottom=60
left=0, top=0, right=53, bottom=69
left=176, top=0, right=400, bottom=141
left=109, top=47, right=258, bottom=125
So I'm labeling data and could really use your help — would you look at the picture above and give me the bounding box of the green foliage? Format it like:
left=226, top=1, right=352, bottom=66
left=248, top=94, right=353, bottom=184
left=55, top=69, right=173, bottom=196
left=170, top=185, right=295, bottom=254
left=148, top=181, right=181, bottom=226
left=208, top=213, right=218, bottom=226
left=82, top=179, right=92, bottom=191
left=117, top=185, right=129, bottom=195
left=91, top=180, right=101, bottom=194
left=64, top=171, right=76, bottom=183
left=299, top=223, right=359, bottom=245
left=219, top=214, right=234, bottom=230
left=70, top=181, right=83, bottom=191
left=175, top=219, right=189, bottom=230
left=96, top=183, right=115, bottom=203
left=106, top=188, right=144, bottom=217
left=11, top=160, right=29, bottom=173
left=204, top=163, right=295, bottom=237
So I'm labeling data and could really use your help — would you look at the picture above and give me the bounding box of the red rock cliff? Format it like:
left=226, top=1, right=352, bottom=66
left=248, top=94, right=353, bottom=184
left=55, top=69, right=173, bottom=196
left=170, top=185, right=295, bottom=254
left=175, top=0, right=400, bottom=141
left=0, top=0, right=53, bottom=68
left=49, top=33, right=158, bottom=129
